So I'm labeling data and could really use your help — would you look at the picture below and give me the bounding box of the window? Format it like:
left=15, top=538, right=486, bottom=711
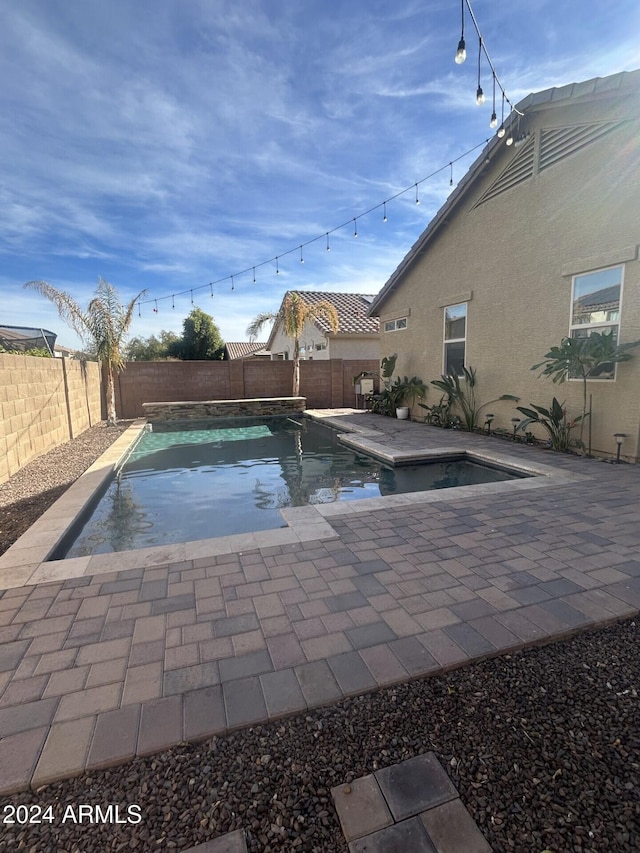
left=570, top=265, right=623, bottom=379
left=444, top=303, right=466, bottom=376
left=384, top=317, right=407, bottom=332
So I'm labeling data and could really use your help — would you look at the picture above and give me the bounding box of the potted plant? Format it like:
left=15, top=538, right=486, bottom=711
left=390, top=375, right=427, bottom=419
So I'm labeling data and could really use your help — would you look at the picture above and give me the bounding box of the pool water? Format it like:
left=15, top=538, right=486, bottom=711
left=62, top=417, right=525, bottom=557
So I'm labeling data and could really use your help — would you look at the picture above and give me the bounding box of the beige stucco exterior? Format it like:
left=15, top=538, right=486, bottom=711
left=371, top=73, right=640, bottom=462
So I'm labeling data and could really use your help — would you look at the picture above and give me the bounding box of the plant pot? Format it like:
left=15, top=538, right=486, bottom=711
left=396, top=406, right=410, bottom=420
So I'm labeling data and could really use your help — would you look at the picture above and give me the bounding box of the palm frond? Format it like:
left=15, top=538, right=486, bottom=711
left=246, top=312, right=277, bottom=342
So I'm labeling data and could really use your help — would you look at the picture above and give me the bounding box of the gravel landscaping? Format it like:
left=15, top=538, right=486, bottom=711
left=0, top=424, right=638, bottom=852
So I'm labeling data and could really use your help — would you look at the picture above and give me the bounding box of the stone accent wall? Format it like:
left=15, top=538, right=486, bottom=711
left=0, top=355, right=102, bottom=484
left=143, top=397, right=306, bottom=422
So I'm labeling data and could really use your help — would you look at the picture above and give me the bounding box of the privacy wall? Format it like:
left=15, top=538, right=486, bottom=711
left=113, top=359, right=379, bottom=419
left=0, top=354, right=102, bottom=484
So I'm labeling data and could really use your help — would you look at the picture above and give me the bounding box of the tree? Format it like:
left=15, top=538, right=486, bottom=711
left=24, top=277, right=145, bottom=424
left=531, top=331, right=640, bottom=446
left=172, top=308, right=224, bottom=360
left=125, top=330, right=180, bottom=361
left=246, top=293, right=339, bottom=395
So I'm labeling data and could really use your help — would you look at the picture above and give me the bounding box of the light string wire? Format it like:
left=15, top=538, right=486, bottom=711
left=138, top=137, right=489, bottom=310
left=461, top=0, right=524, bottom=122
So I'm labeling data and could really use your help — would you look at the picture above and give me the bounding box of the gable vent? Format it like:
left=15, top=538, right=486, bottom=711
left=539, top=121, right=626, bottom=171
left=473, top=136, right=535, bottom=208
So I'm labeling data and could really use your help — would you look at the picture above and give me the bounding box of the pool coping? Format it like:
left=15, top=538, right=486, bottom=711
left=0, top=411, right=588, bottom=590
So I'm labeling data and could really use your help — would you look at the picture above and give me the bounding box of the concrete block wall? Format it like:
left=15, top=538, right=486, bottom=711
left=115, top=359, right=379, bottom=419
left=0, top=354, right=102, bottom=484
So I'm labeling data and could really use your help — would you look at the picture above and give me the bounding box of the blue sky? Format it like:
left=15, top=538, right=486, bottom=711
left=2, top=0, right=639, bottom=350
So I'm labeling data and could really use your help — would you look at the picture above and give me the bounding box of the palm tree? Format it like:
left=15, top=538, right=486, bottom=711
left=24, top=277, right=145, bottom=424
left=246, top=292, right=339, bottom=396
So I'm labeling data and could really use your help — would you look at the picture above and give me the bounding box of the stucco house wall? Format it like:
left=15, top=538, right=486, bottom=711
left=371, top=72, right=640, bottom=461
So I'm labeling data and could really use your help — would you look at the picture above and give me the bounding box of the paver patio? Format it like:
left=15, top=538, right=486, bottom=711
left=0, top=411, right=639, bottom=795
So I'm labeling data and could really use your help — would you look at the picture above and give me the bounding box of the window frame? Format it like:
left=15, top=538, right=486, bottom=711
left=384, top=317, right=408, bottom=333
left=568, top=264, right=624, bottom=382
left=443, top=302, right=467, bottom=377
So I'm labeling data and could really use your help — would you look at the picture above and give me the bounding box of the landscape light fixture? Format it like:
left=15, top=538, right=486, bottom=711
left=511, top=417, right=520, bottom=441
left=485, top=413, right=494, bottom=435
left=455, top=0, right=466, bottom=63
left=613, top=433, right=627, bottom=463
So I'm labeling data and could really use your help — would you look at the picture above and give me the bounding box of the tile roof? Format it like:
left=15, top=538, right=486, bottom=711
left=289, top=291, right=380, bottom=335
left=224, top=342, right=270, bottom=359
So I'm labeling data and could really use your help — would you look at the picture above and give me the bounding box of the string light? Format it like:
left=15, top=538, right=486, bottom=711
left=300, top=245, right=304, bottom=263
left=454, top=0, right=523, bottom=142
left=138, top=301, right=141, bottom=317
left=490, top=73, right=498, bottom=128
left=231, top=275, right=234, bottom=291
left=475, top=37, right=484, bottom=105
left=153, top=299, right=158, bottom=313
left=137, top=138, right=490, bottom=313
left=497, top=92, right=506, bottom=138
left=415, top=183, right=420, bottom=205
left=455, top=0, right=466, bottom=63
left=449, top=162, right=453, bottom=186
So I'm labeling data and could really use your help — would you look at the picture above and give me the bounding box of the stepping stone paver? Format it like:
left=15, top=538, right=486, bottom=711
left=87, top=704, right=141, bottom=769
left=331, top=774, right=393, bottom=841
left=420, top=798, right=492, bottom=853
left=376, top=753, right=458, bottom=821
left=348, top=816, right=437, bottom=852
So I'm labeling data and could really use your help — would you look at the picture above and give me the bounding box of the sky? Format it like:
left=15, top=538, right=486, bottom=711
left=2, top=0, right=639, bottom=351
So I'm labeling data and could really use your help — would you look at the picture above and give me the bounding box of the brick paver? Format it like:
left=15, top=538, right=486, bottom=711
left=0, top=412, right=639, bottom=792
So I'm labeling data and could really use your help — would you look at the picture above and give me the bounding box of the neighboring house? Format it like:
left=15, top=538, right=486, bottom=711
left=54, top=344, right=78, bottom=358
left=223, top=342, right=270, bottom=360
left=267, top=292, right=380, bottom=361
left=368, top=69, right=640, bottom=461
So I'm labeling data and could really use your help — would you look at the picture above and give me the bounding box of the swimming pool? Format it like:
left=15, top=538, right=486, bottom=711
left=57, top=417, right=527, bottom=558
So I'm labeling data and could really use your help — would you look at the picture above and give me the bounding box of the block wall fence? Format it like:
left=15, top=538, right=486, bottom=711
left=112, top=358, right=379, bottom=419
left=0, top=354, right=102, bottom=484
left=1, top=357, right=378, bottom=483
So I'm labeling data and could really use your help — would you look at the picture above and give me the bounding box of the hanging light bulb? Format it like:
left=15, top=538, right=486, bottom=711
left=231, top=275, right=234, bottom=291
left=172, top=295, right=175, bottom=310
left=490, top=73, right=497, bottom=127
left=497, top=92, right=506, bottom=137
left=454, top=0, right=466, bottom=63
left=210, top=283, right=214, bottom=298
left=253, top=267, right=256, bottom=283
left=476, top=37, right=484, bottom=105
left=300, top=245, right=304, bottom=264
left=415, top=183, right=420, bottom=205
left=506, top=130, right=514, bottom=145
left=276, top=256, right=280, bottom=274
left=383, top=201, right=387, bottom=222
left=326, top=232, right=330, bottom=251
left=353, top=218, right=358, bottom=238
left=449, top=162, right=453, bottom=186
